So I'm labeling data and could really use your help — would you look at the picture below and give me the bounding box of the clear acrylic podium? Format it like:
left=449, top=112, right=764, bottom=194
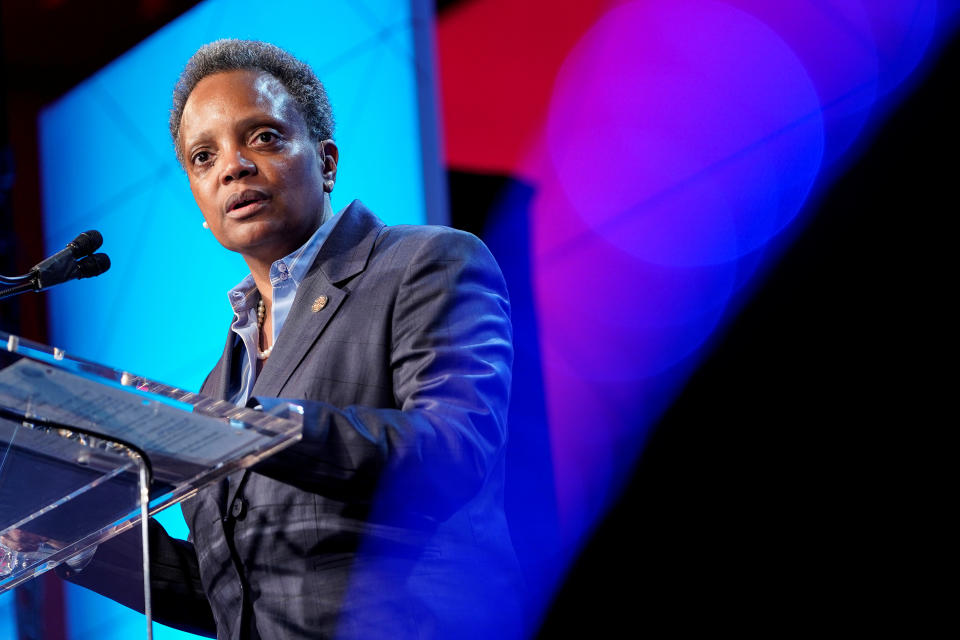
left=0, top=329, right=303, bottom=637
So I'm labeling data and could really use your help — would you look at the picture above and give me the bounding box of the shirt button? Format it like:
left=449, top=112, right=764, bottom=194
left=280, top=272, right=289, bottom=280
left=278, top=263, right=288, bottom=272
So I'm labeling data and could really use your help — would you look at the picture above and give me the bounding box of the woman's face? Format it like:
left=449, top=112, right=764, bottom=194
left=178, top=69, right=336, bottom=265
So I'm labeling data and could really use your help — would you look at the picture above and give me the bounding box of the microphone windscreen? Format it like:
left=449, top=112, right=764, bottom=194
left=69, top=230, right=103, bottom=257
left=75, top=253, right=111, bottom=278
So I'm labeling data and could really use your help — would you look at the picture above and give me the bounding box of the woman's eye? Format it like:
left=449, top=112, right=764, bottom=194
left=256, top=131, right=276, bottom=143
left=192, top=151, right=211, bottom=166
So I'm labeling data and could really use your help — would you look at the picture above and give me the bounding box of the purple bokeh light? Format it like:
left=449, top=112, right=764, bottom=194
left=489, top=0, right=949, bottom=549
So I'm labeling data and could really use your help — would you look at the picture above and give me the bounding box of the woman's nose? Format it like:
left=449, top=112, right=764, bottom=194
left=221, top=150, right=258, bottom=184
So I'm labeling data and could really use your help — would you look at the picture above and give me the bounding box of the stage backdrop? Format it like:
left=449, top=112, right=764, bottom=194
left=31, top=0, right=443, bottom=638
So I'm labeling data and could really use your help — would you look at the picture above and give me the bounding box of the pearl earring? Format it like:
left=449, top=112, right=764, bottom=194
left=202, top=220, right=210, bottom=229
left=324, top=180, right=335, bottom=192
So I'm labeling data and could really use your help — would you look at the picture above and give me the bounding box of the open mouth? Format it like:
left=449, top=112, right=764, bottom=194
left=226, top=190, right=271, bottom=216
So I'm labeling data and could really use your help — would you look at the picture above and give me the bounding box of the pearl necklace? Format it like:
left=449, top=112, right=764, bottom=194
left=256, top=298, right=273, bottom=360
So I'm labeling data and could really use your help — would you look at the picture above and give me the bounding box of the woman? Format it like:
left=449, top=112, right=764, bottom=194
left=64, top=39, right=523, bottom=640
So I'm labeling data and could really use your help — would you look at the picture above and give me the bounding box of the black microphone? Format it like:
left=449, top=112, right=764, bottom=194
left=72, top=253, right=111, bottom=279
left=68, top=230, right=103, bottom=257
left=0, top=230, right=110, bottom=301
left=33, top=230, right=102, bottom=268
left=31, top=230, right=109, bottom=290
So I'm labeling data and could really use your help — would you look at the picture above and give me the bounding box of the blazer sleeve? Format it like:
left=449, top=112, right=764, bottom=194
left=58, top=519, right=217, bottom=637
left=251, top=229, right=513, bottom=521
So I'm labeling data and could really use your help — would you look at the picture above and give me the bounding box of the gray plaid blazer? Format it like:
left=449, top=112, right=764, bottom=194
left=64, top=201, right=523, bottom=639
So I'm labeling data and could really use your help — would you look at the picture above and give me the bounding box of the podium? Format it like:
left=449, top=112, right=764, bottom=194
left=0, top=329, right=303, bottom=636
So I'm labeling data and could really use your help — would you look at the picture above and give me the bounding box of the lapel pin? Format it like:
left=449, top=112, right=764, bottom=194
left=312, top=295, right=329, bottom=312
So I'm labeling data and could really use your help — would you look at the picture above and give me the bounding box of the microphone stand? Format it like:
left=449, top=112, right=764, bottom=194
left=0, top=272, right=39, bottom=301
left=0, top=279, right=38, bottom=301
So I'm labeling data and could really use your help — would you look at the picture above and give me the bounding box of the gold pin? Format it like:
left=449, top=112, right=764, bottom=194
left=311, top=295, right=329, bottom=312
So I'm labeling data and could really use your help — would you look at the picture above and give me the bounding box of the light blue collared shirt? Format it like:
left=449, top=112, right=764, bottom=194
left=226, top=209, right=341, bottom=406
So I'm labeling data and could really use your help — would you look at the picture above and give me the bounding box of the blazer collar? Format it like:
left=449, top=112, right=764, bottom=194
left=313, top=199, right=385, bottom=284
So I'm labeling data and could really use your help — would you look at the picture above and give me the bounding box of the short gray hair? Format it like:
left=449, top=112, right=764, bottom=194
left=170, top=39, right=335, bottom=165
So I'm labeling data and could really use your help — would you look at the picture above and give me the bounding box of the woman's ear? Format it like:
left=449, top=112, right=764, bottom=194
left=319, top=139, right=338, bottom=189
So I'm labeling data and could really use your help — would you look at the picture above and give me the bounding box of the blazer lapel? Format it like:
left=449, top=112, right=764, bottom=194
left=249, top=200, right=384, bottom=400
